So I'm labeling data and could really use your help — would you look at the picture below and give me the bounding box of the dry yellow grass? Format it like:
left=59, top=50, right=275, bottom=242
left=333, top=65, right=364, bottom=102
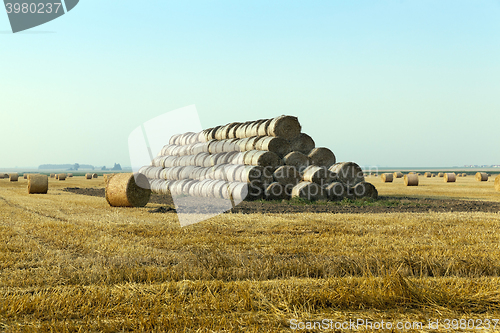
left=1, top=177, right=500, bottom=331
left=366, top=174, right=500, bottom=202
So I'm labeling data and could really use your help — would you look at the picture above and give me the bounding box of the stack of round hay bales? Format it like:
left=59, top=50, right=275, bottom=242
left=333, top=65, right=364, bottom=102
left=475, top=172, right=488, bottom=182
left=28, top=174, right=48, bottom=194
left=404, top=174, right=418, bottom=186
left=138, top=115, right=377, bottom=203
left=393, top=172, right=403, bottom=178
left=444, top=173, right=456, bottom=183
left=381, top=173, right=393, bottom=183
left=495, top=175, right=500, bottom=192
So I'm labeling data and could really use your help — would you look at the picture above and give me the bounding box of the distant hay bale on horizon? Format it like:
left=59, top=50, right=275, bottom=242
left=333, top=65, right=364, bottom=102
left=438, top=173, right=444, bottom=177
left=393, top=172, right=403, bottom=178
left=28, top=174, right=48, bottom=194
left=424, top=172, right=431, bottom=178
left=9, top=173, right=19, bottom=182
left=404, top=174, right=418, bottom=186
left=475, top=172, right=488, bottom=182
left=381, top=173, right=393, bottom=183
left=92, top=173, right=98, bottom=179
left=58, top=174, right=67, bottom=181
left=444, top=173, right=456, bottom=183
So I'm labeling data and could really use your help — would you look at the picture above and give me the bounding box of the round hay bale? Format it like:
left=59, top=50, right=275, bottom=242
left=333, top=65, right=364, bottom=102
left=103, top=174, right=116, bottom=186
left=302, top=165, right=337, bottom=186
left=424, top=172, right=431, bottom=178
left=249, top=151, right=282, bottom=168
left=67, top=173, right=73, bottom=178
left=265, top=182, right=291, bottom=200
left=438, top=173, right=444, bottom=177
left=23, top=174, right=28, bottom=180
left=254, top=136, right=291, bottom=158
left=289, top=133, right=315, bottom=155
left=246, top=180, right=265, bottom=200
left=328, top=162, right=365, bottom=186
left=169, top=134, right=182, bottom=145
left=462, top=173, right=467, bottom=177
left=308, top=147, right=336, bottom=168
left=28, top=174, right=48, bottom=194
left=0, top=174, right=4, bottom=179
left=495, top=175, right=500, bottom=192
left=352, top=182, right=378, bottom=199
left=444, top=173, right=456, bottom=183
left=475, top=172, right=488, bottom=182
left=273, top=166, right=301, bottom=186
left=457, top=174, right=462, bottom=177
left=85, top=173, right=93, bottom=179
left=432, top=174, right=436, bottom=177
left=227, top=182, right=248, bottom=201
left=381, top=173, right=393, bottom=183
left=58, top=174, right=67, bottom=181
left=404, top=174, right=419, bottom=186
left=246, top=122, right=261, bottom=138
left=267, top=115, right=301, bottom=140
left=236, top=165, right=273, bottom=184
left=324, top=182, right=345, bottom=201
left=244, top=136, right=262, bottom=152
left=92, top=173, right=98, bottom=179
left=257, top=119, right=272, bottom=136
left=105, top=173, right=151, bottom=207
left=393, top=172, right=403, bottom=178
left=283, top=151, right=310, bottom=172
left=9, top=173, right=19, bottom=182
left=291, top=181, right=326, bottom=201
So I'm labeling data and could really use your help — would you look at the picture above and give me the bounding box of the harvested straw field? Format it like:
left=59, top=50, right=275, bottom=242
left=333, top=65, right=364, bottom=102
left=1, top=171, right=500, bottom=332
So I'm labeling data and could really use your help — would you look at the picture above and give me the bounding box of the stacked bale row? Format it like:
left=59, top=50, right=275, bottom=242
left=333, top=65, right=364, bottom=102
left=138, top=115, right=377, bottom=202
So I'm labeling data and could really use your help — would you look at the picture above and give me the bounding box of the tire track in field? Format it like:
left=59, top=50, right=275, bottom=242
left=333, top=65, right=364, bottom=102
left=0, top=194, right=68, bottom=222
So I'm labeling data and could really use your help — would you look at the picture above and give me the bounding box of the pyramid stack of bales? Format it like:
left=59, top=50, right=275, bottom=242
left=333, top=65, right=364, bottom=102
left=138, top=115, right=377, bottom=202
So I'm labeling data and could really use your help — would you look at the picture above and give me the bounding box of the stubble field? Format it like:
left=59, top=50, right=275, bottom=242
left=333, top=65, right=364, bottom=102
left=0, top=174, right=500, bottom=332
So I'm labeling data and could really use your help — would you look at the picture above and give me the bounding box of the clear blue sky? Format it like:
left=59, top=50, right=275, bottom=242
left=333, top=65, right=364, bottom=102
left=1, top=0, right=499, bottom=168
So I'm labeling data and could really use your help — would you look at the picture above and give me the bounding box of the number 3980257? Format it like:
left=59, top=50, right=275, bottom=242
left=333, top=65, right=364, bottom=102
left=5, top=3, right=62, bottom=14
